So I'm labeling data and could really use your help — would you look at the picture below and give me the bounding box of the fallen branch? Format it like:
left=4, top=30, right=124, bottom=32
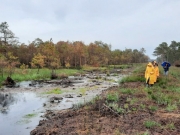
left=103, top=103, right=120, bottom=117
left=164, top=129, right=171, bottom=135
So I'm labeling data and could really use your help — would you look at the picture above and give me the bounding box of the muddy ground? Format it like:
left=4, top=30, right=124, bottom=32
left=0, top=69, right=129, bottom=135
left=30, top=82, right=180, bottom=135
left=1, top=71, right=125, bottom=111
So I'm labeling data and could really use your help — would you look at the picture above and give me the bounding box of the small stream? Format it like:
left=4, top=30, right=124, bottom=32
left=0, top=72, right=126, bottom=135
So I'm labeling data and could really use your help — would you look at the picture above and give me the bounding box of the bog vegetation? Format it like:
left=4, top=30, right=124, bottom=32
left=74, top=64, right=180, bottom=134
left=30, top=64, right=180, bottom=134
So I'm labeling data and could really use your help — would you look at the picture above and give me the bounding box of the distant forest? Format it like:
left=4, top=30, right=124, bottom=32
left=153, top=41, right=180, bottom=65
left=0, top=21, right=150, bottom=70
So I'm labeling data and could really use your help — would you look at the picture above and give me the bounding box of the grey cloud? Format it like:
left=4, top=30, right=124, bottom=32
left=1, top=0, right=180, bottom=59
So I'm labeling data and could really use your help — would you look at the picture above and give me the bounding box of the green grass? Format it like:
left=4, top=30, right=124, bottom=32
left=120, top=88, right=134, bottom=94
left=139, top=104, right=146, bottom=110
left=106, top=92, right=119, bottom=102
left=148, top=106, right=158, bottom=112
left=82, top=65, right=106, bottom=71
left=108, top=102, right=125, bottom=114
left=0, top=68, right=83, bottom=85
left=16, top=113, right=38, bottom=125
left=79, top=88, right=87, bottom=95
left=170, top=87, right=180, bottom=93
left=166, top=123, right=176, bottom=130
left=166, top=104, right=177, bottom=112
left=108, top=64, right=132, bottom=69
left=154, top=76, right=168, bottom=88
left=144, top=120, right=161, bottom=129
left=141, top=131, right=150, bottom=135
left=126, top=97, right=138, bottom=106
left=44, top=88, right=63, bottom=94
left=151, top=92, right=172, bottom=105
left=120, top=75, right=145, bottom=84
left=23, top=113, right=38, bottom=118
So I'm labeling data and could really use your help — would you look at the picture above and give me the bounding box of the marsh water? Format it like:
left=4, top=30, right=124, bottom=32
left=0, top=92, right=46, bottom=135
left=0, top=72, right=126, bottom=135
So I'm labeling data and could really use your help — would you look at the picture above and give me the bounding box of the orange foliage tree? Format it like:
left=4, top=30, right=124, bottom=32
left=31, top=53, right=46, bottom=74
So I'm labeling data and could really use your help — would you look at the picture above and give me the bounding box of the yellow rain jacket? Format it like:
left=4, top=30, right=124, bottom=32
left=154, top=65, right=159, bottom=82
left=145, top=62, right=155, bottom=85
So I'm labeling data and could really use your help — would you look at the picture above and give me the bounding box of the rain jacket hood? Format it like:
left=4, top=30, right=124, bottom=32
left=147, top=62, right=153, bottom=67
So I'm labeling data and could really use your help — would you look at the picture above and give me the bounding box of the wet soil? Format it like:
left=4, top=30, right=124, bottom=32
left=30, top=82, right=180, bottom=135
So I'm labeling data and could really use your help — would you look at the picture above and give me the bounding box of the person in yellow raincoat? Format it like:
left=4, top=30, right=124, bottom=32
left=154, top=61, right=159, bottom=83
left=145, top=62, right=155, bottom=87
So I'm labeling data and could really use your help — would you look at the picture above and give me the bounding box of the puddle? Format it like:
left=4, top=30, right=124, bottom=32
left=19, top=81, right=33, bottom=87
left=0, top=92, right=47, bottom=135
left=18, top=81, right=44, bottom=88
left=0, top=90, right=105, bottom=135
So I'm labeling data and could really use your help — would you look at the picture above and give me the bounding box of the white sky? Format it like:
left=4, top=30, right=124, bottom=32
left=1, top=0, right=180, bottom=59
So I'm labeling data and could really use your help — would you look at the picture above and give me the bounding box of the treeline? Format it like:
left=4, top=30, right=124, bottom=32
left=0, top=22, right=149, bottom=74
left=0, top=39, right=149, bottom=67
left=153, top=41, right=180, bottom=65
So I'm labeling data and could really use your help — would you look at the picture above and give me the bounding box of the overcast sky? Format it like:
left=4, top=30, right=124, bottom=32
left=1, top=0, right=180, bottom=59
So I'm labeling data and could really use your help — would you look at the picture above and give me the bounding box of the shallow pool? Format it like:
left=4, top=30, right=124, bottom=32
left=0, top=92, right=47, bottom=135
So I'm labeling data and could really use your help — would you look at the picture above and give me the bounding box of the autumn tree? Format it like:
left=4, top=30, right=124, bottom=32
left=40, top=39, right=60, bottom=74
left=56, top=41, right=70, bottom=67
left=111, top=49, right=123, bottom=65
left=87, top=43, right=100, bottom=66
left=131, top=48, right=148, bottom=63
left=94, top=41, right=111, bottom=66
left=15, top=44, right=30, bottom=66
left=31, top=53, right=45, bottom=74
left=73, top=41, right=86, bottom=67
left=0, top=54, right=7, bottom=77
left=6, top=52, right=19, bottom=77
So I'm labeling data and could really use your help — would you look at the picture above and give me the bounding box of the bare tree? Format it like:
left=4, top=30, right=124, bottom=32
left=0, top=22, right=17, bottom=45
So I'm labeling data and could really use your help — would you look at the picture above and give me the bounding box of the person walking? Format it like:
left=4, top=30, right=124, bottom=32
left=154, top=61, right=159, bottom=83
left=145, top=62, right=155, bottom=87
left=162, top=62, right=171, bottom=75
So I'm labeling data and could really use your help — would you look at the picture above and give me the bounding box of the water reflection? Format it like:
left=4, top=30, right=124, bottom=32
left=0, top=92, right=47, bottom=135
left=18, top=81, right=44, bottom=88
left=0, top=93, right=16, bottom=113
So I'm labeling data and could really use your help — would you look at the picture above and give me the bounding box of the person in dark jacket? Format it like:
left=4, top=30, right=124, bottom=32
left=163, top=63, right=169, bottom=75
